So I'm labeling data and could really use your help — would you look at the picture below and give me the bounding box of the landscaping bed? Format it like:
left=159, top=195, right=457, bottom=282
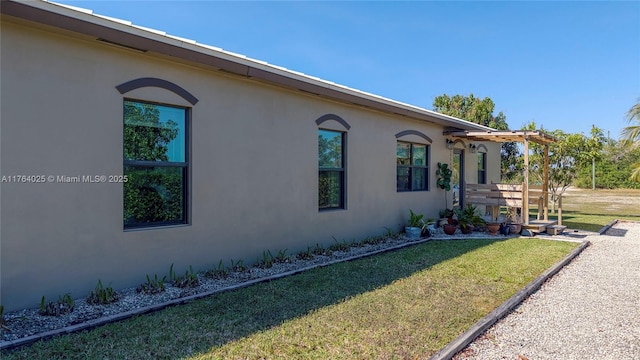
left=1, top=235, right=578, bottom=359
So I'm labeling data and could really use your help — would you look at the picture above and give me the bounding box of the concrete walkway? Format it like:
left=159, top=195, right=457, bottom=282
left=455, top=221, right=640, bottom=360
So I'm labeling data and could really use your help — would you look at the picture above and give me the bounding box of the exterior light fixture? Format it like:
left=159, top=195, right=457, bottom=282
left=469, top=144, right=477, bottom=153
left=446, top=139, right=454, bottom=149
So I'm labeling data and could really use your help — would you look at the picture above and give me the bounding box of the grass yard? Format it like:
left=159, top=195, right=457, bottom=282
left=2, top=238, right=578, bottom=359
left=540, top=188, right=640, bottom=232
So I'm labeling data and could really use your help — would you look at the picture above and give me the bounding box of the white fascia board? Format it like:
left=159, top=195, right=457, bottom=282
left=130, top=25, right=167, bottom=37
left=43, top=0, right=92, bottom=15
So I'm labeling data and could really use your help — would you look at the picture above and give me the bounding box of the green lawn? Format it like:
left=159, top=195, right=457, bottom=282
left=538, top=188, right=640, bottom=232
left=3, top=238, right=578, bottom=359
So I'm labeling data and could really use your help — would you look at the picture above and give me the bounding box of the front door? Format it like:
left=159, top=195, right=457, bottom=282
left=453, top=149, right=464, bottom=209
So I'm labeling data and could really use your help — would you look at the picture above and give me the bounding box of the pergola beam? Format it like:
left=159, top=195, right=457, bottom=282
left=444, top=130, right=556, bottom=145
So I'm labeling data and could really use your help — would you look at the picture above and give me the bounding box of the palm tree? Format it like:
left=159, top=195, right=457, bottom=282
left=622, top=99, right=640, bottom=181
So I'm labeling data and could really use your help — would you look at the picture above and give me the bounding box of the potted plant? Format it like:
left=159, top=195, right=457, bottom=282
left=455, top=204, right=485, bottom=234
left=443, top=222, right=457, bottom=235
left=506, top=207, right=522, bottom=235
left=486, top=222, right=501, bottom=235
left=436, top=162, right=453, bottom=211
left=405, top=209, right=425, bottom=240
left=422, top=218, right=436, bottom=238
left=438, top=208, right=454, bottom=226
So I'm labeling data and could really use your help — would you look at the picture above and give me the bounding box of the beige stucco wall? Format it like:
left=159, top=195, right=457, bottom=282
left=0, top=18, right=500, bottom=311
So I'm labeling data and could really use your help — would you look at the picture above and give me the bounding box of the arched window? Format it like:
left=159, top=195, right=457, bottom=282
left=395, top=130, right=432, bottom=192
left=117, top=78, right=195, bottom=228
left=317, top=114, right=350, bottom=210
left=477, top=144, right=488, bottom=184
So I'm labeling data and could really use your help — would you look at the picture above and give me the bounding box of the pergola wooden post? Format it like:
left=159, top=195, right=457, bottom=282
left=523, top=136, right=530, bottom=225
left=543, top=144, right=550, bottom=221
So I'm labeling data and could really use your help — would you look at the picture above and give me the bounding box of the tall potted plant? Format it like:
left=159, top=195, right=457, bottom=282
left=436, top=162, right=453, bottom=216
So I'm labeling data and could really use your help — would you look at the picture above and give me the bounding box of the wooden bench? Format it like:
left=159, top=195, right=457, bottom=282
left=465, top=183, right=544, bottom=222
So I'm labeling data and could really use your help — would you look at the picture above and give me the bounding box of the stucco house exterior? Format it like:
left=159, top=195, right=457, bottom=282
left=0, top=0, right=501, bottom=311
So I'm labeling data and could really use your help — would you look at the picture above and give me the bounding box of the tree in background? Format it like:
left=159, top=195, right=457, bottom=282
left=575, top=139, right=640, bottom=189
left=433, top=94, right=520, bottom=182
left=526, top=121, right=606, bottom=210
left=622, top=99, right=640, bottom=181
left=529, top=128, right=582, bottom=211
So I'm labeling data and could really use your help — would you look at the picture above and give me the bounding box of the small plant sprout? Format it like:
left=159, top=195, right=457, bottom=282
left=313, top=243, right=330, bottom=256
left=169, top=263, right=178, bottom=282
left=328, top=237, right=351, bottom=252
left=205, top=260, right=230, bottom=279
left=0, top=304, right=7, bottom=331
left=39, top=294, right=74, bottom=316
left=168, top=263, right=199, bottom=288
left=296, top=246, right=315, bottom=261
left=256, top=251, right=275, bottom=269
left=230, top=259, right=247, bottom=273
left=86, top=279, right=118, bottom=305
left=275, top=249, right=290, bottom=263
left=136, top=274, right=166, bottom=295
left=383, top=226, right=395, bottom=238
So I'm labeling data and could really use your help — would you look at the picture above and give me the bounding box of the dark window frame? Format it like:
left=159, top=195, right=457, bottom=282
left=318, top=129, right=346, bottom=210
left=477, top=152, right=487, bottom=184
left=123, top=98, right=190, bottom=229
left=397, top=141, right=429, bottom=192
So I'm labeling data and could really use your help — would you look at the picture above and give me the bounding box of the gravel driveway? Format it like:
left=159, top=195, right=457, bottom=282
left=455, top=221, right=640, bottom=360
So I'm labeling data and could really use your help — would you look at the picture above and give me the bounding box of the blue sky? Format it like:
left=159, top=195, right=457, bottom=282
left=56, top=1, right=639, bottom=139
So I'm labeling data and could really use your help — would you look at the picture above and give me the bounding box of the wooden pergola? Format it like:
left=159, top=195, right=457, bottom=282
left=445, top=130, right=557, bottom=226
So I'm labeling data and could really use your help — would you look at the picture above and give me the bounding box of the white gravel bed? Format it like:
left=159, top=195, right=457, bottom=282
left=455, top=221, right=640, bottom=360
